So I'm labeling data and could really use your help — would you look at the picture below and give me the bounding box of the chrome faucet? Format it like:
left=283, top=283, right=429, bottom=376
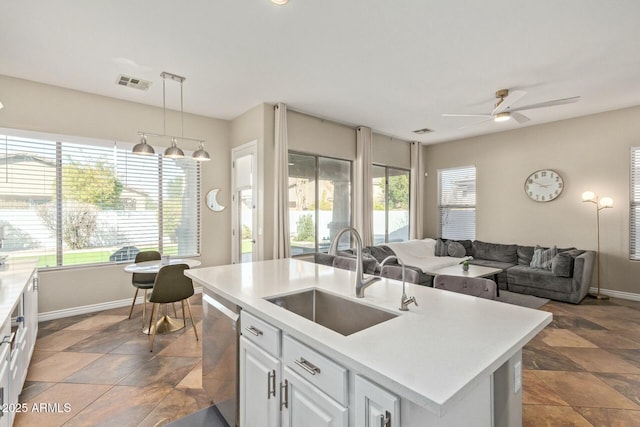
left=329, top=227, right=381, bottom=298
left=379, top=255, right=418, bottom=311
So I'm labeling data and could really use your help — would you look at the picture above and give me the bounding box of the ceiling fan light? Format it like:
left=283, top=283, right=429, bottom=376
left=164, top=138, right=184, bottom=159
left=271, top=0, right=289, bottom=4
left=494, top=112, right=511, bottom=122
left=192, top=143, right=211, bottom=161
left=132, top=135, right=155, bottom=155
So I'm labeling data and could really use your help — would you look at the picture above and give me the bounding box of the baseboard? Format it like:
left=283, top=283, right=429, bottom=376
left=589, top=286, right=640, bottom=302
left=38, top=286, right=203, bottom=322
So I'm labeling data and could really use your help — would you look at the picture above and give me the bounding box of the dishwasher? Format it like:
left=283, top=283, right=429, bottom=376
left=202, top=287, right=241, bottom=427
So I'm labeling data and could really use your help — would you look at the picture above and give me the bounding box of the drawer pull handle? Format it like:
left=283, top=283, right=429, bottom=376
left=267, top=370, right=276, bottom=399
left=245, top=326, right=263, bottom=336
left=295, top=357, right=321, bottom=375
left=1, top=333, right=15, bottom=346
left=380, top=410, right=391, bottom=427
left=280, top=379, right=288, bottom=410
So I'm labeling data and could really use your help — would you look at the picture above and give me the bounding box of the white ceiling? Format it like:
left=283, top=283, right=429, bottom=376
left=1, top=0, right=639, bottom=144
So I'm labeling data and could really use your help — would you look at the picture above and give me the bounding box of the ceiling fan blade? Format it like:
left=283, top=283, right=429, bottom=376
left=492, top=90, right=527, bottom=115
left=511, top=112, right=530, bottom=124
left=509, top=96, right=581, bottom=112
left=442, top=113, right=492, bottom=118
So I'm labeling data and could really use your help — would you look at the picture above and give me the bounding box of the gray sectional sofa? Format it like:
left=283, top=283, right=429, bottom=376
left=314, top=239, right=596, bottom=304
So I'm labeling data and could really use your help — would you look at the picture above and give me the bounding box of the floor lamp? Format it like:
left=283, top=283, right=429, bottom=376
left=582, top=191, right=613, bottom=300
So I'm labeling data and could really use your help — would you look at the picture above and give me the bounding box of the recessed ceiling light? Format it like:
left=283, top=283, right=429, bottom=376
left=272, top=0, right=289, bottom=4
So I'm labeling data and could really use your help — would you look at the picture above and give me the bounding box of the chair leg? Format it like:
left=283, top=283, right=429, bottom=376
left=185, top=299, right=199, bottom=341
left=181, top=300, right=186, bottom=327
left=149, top=303, right=158, bottom=352
left=172, top=303, right=178, bottom=317
left=128, top=288, right=139, bottom=319
left=141, top=289, right=148, bottom=328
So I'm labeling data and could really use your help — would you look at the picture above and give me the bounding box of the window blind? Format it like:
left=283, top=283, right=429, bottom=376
left=631, top=147, right=640, bottom=260
left=438, top=165, right=476, bottom=240
left=0, top=131, right=200, bottom=268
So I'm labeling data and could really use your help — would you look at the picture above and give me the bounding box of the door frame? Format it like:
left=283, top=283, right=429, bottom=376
left=231, top=141, right=259, bottom=263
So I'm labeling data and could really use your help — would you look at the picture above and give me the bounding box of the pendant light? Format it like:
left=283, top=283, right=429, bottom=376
left=132, top=134, right=155, bottom=155
left=192, top=143, right=211, bottom=161
left=135, top=72, right=211, bottom=161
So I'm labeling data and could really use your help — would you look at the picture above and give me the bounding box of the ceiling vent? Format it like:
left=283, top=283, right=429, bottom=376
left=413, top=128, right=434, bottom=134
left=116, top=74, right=152, bottom=91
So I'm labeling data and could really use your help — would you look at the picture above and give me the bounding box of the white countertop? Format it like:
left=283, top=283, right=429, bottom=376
left=0, top=258, right=38, bottom=323
left=186, top=258, right=551, bottom=417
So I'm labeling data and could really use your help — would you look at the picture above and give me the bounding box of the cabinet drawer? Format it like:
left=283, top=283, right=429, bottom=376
left=241, top=311, right=281, bottom=357
left=283, top=334, right=348, bottom=406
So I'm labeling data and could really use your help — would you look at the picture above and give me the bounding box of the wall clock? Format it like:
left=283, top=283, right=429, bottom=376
left=524, top=169, right=564, bottom=202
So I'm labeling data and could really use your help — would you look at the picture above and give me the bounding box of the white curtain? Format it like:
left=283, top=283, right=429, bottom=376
left=355, top=126, right=373, bottom=246
left=273, top=103, right=290, bottom=259
left=410, top=141, right=424, bottom=240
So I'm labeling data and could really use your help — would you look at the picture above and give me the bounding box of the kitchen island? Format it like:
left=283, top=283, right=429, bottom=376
left=186, top=259, right=551, bottom=427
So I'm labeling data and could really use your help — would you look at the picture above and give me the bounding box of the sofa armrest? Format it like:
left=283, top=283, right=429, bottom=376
left=572, top=251, right=596, bottom=302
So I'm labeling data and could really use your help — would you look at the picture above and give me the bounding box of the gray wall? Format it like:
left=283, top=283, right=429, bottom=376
left=423, top=106, right=640, bottom=295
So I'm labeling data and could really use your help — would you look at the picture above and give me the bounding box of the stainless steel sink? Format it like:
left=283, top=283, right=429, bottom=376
left=266, top=289, right=398, bottom=336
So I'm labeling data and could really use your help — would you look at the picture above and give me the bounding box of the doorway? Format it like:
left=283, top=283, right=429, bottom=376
left=231, top=142, right=258, bottom=263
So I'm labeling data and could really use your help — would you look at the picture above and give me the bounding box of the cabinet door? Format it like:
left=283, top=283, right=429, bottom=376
left=282, top=367, right=347, bottom=427
left=355, top=375, right=400, bottom=427
left=239, top=336, right=280, bottom=427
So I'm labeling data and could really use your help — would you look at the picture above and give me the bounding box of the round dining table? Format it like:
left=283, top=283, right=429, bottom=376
left=124, top=257, right=202, bottom=334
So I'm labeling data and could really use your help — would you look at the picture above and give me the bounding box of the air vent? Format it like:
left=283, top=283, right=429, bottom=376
left=115, top=74, right=152, bottom=91
left=413, top=128, right=434, bottom=134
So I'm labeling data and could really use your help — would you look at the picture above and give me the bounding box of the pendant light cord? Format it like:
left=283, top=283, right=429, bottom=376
left=163, top=77, right=167, bottom=136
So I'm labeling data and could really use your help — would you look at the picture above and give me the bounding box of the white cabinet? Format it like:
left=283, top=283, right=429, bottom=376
left=282, top=367, right=348, bottom=427
left=0, top=261, right=38, bottom=427
left=239, top=311, right=397, bottom=427
left=239, top=336, right=280, bottom=427
left=355, top=375, right=400, bottom=427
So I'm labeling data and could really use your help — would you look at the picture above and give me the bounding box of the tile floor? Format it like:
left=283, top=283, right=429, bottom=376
left=14, top=293, right=640, bottom=426
left=15, top=294, right=211, bottom=427
left=523, top=297, right=640, bottom=426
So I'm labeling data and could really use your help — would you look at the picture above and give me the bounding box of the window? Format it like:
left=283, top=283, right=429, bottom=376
left=372, top=165, right=410, bottom=244
left=288, top=152, right=351, bottom=255
left=631, top=147, right=640, bottom=260
left=0, top=131, right=200, bottom=268
left=438, top=165, right=476, bottom=240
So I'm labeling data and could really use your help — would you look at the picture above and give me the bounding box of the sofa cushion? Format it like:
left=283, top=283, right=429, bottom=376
left=447, top=242, right=467, bottom=258
left=507, top=265, right=573, bottom=294
left=472, top=241, right=518, bottom=263
left=517, top=246, right=535, bottom=266
left=364, top=245, right=397, bottom=264
left=530, top=245, right=557, bottom=270
left=314, top=253, right=335, bottom=267
left=551, top=249, right=586, bottom=278
left=551, top=252, right=572, bottom=277
left=453, top=240, right=474, bottom=257
left=434, top=239, right=449, bottom=257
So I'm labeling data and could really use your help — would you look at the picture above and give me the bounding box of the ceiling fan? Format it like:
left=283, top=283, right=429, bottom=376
left=442, top=89, right=580, bottom=126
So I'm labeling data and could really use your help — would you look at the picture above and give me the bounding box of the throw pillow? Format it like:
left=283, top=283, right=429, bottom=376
left=530, top=245, right=558, bottom=270
left=447, top=241, right=467, bottom=258
left=551, top=252, right=573, bottom=278
left=434, top=238, right=449, bottom=257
